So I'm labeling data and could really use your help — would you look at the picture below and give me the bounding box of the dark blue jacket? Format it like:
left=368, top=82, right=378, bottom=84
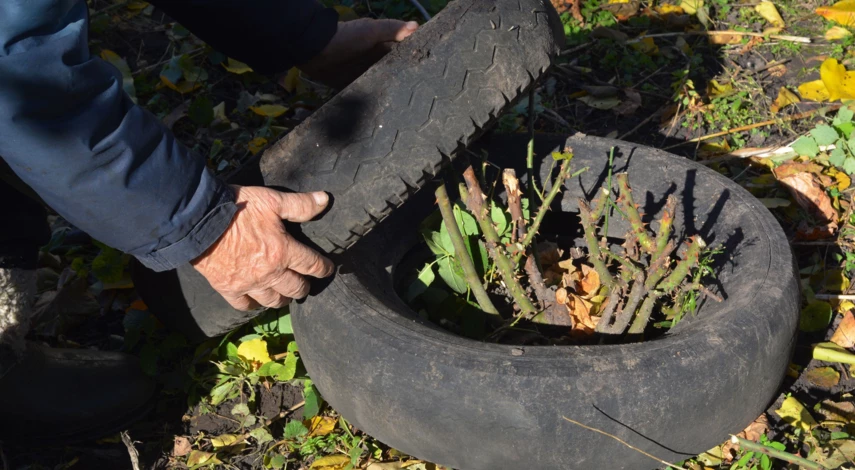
left=0, top=0, right=337, bottom=271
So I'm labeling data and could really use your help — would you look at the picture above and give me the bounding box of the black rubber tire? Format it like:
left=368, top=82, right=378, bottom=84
left=133, top=0, right=564, bottom=340
left=259, top=0, right=564, bottom=253
left=291, top=134, right=800, bottom=470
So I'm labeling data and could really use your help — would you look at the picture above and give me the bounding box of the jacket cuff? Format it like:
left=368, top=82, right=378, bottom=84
left=134, top=181, right=237, bottom=272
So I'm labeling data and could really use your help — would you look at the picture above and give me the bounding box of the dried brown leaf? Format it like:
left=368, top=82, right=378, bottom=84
left=774, top=170, right=837, bottom=223
left=173, top=436, right=192, bottom=457
left=831, top=311, right=855, bottom=348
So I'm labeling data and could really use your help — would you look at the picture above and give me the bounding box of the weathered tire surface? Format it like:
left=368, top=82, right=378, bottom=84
left=260, top=0, right=563, bottom=253
left=133, top=0, right=563, bottom=339
left=292, top=134, right=800, bottom=470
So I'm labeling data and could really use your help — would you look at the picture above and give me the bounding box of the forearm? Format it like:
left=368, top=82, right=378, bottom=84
left=0, top=0, right=236, bottom=271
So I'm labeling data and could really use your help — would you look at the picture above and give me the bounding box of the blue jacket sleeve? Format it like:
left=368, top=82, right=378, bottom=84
left=0, top=0, right=237, bottom=271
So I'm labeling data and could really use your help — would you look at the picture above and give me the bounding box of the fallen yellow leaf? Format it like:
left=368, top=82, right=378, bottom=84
left=772, top=87, right=801, bottom=113
left=817, top=0, right=855, bottom=27
left=630, top=37, right=659, bottom=55
left=237, top=338, right=271, bottom=367
left=836, top=171, right=852, bottom=190
left=310, top=454, right=351, bottom=469
left=655, top=4, right=684, bottom=15
left=250, top=104, right=289, bottom=118
left=159, top=76, right=202, bottom=94
left=279, top=67, right=305, bottom=94
left=681, top=0, right=703, bottom=15
left=797, top=58, right=855, bottom=102
left=222, top=58, right=253, bottom=74
left=821, top=58, right=855, bottom=101
left=774, top=396, right=818, bottom=432
left=707, top=79, right=732, bottom=98
left=799, top=79, right=831, bottom=102
left=248, top=137, right=268, bottom=155
left=826, top=26, right=853, bottom=40
left=211, top=434, right=244, bottom=448
left=755, top=1, right=785, bottom=28
left=305, top=416, right=337, bottom=437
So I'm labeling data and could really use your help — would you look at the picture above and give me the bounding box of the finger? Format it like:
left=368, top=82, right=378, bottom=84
left=271, top=269, right=311, bottom=299
left=370, top=19, right=419, bottom=43
left=286, top=239, right=336, bottom=278
left=267, top=188, right=329, bottom=222
left=223, top=294, right=262, bottom=311
left=248, top=288, right=291, bottom=309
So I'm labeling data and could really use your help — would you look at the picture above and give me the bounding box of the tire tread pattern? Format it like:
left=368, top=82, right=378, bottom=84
left=259, top=0, right=562, bottom=253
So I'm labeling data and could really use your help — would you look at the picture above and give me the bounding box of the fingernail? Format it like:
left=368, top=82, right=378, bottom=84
left=313, top=191, right=329, bottom=206
left=406, top=21, right=418, bottom=30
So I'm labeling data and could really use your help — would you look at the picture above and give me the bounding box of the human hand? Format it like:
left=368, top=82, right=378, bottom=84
left=291, top=18, right=419, bottom=89
left=192, top=186, right=334, bottom=310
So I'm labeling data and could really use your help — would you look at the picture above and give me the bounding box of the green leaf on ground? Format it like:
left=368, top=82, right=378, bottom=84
left=805, top=366, right=840, bottom=388
left=283, top=420, right=308, bottom=439
left=844, top=156, right=855, bottom=175
left=774, top=396, right=817, bottom=432
left=830, top=146, right=847, bottom=166
left=800, top=301, right=833, bottom=332
left=792, top=136, right=820, bottom=157
left=303, top=380, right=321, bottom=418
left=811, top=125, right=841, bottom=146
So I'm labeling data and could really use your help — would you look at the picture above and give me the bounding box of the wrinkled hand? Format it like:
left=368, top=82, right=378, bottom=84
left=192, top=186, right=334, bottom=311
left=293, top=18, right=419, bottom=89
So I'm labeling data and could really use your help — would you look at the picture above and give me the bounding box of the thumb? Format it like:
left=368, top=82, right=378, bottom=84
left=271, top=190, right=329, bottom=222
left=371, top=19, right=419, bottom=43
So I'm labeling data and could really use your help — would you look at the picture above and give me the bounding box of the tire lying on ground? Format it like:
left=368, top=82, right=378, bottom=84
left=133, top=0, right=565, bottom=339
left=293, top=134, right=800, bottom=470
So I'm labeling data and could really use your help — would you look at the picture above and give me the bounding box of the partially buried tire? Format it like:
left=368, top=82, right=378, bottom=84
left=133, top=0, right=564, bottom=340
left=292, top=133, right=800, bottom=470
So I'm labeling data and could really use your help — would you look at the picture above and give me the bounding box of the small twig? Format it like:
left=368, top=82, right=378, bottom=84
left=513, top=158, right=576, bottom=265
left=616, top=173, right=655, bottom=253
left=463, top=167, right=538, bottom=316
left=120, top=431, right=142, bottom=470
left=407, top=0, right=431, bottom=21
left=602, top=147, right=615, bottom=239
left=815, top=294, right=855, bottom=301
left=653, top=195, right=676, bottom=259
left=601, top=271, right=646, bottom=334
left=663, top=104, right=843, bottom=149
left=697, top=284, right=723, bottom=303
left=657, top=236, right=705, bottom=293
left=561, top=416, right=688, bottom=470
left=435, top=184, right=499, bottom=316
left=618, top=111, right=659, bottom=140
left=578, top=200, right=617, bottom=289
left=747, top=58, right=791, bottom=76
left=542, top=108, right=572, bottom=130
left=627, top=30, right=811, bottom=44
left=503, top=169, right=526, bottom=242
left=526, top=257, right=570, bottom=326
left=560, top=41, right=593, bottom=56
left=729, top=435, right=828, bottom=470
left=526, top=86, right=539, bottom=226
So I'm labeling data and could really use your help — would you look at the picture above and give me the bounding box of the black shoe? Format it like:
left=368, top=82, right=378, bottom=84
left=0, top=343, right=156, bottom=443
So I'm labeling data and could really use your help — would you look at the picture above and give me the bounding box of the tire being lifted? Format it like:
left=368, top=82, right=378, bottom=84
left=293, top=134, right=799, bottom=470
left=134, top=0, right=565, bottom=338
